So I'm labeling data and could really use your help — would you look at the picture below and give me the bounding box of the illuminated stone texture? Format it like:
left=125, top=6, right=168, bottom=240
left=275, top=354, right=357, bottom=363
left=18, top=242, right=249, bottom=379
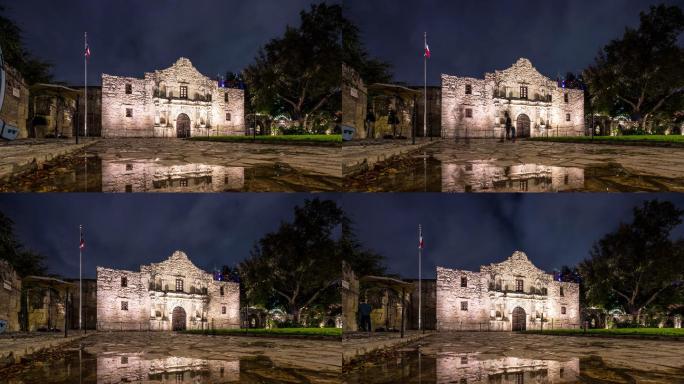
left=97, top=354, right=239, bottom=383
left=96, top=250, right=239, bottom=331
left=342, top=64, right=367, bottom=139
left=100, top=161, right=245, bottom=192
left=441, top=58, right=584, bottom=138
left=437, top=355, right=580, bottom=384
left=442, top=162, right=585, bottom=192
left=0, top=63, right=29, bottom=138
left=436, top=251, right=580, bottom=331
left=101, top=57, right=244, bottom=137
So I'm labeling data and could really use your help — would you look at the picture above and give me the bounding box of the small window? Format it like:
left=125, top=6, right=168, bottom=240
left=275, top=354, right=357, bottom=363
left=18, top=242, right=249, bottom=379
left=206, top=94, right=212, bottom=102
left=121, top=356, right=128, bottom=364
left=561, top=306, right=566, bottom=315
left=179, top=179, right=188, bottom=187
left=125, top=84, right=132, bottom=94
left=125, top=108, right=133, bottom=117
left=176, top=279, right=183, bottom=292
left=125, top=163, right=133, bottom=171
left=461, top=301, right=468, bottom=311
left=226, top=113, right=231, bottom=121
left=465, top=84, right=472, bottom=95
left=222, top=306, right=226, bottom=314
left=124, top=184, right=132, bottom=193
left=560, top=286, right=564, bottom=296
left=180, top=86, right=188, bottom=99
left=224, top=93, right=229, bottom=103
left=465, top=108, right=472, bottom=118
left=121, top=301, right=128, bottom=311
left=460, top=356, right=468, bottom=365
left=220, top=286, right=224, bottom=296
left=461, top=276, right=467, bottom=287
left=520, top=86, right=528, bottom=99
left=566, top=113, right=571, bottom=121
left=541, top=287, right=547, bottom=295
left=121, top=276, right=127, bottom=287
left=516, top=279, right=523, bottom=292
left=564, top=93, right=569, bottom=103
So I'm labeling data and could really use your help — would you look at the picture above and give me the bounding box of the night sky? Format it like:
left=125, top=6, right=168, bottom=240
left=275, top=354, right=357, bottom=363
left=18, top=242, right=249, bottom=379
left=346, top=0, right=684, bottom=85
left=2, top=0, right=339, bottom=85
left=341, top=194, right=684, bottom=279
left=0, top=194, right=340, bottom=279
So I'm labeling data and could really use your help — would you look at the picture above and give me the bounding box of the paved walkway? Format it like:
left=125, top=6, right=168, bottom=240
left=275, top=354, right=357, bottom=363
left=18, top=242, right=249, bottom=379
left=0, top=332, right=92, bottom=368
left=0, top=139, right=97, bottom=181
left=342, top=138, right=436, bottom=176
left=342, top=331, right=431, bottom=364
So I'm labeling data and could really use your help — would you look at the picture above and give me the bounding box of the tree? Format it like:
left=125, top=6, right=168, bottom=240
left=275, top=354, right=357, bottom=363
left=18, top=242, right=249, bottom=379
left=341, top=5, right=392, bottom=85
left=583, top=5, right=684, bottom=130
left=579, top=200, right=684, bottom=324
left=239, top=199, right=344, bottom=323
left=0, top=5, right=52, bottom=84
left=0, top=211, right=47, bottom=277
left=244, top=3, right=342, bottom=130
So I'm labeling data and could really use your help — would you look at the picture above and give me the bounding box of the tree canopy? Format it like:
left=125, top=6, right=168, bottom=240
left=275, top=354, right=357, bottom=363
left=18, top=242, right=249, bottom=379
left=0, top=211, right=47, bottom=277
left=583, top=4, right=684, bottom=129
left=579, top=200, right=684, bottom=323
left=244, top=3, right=342, bottom=130
left=0, top=5, right=52, bottom=84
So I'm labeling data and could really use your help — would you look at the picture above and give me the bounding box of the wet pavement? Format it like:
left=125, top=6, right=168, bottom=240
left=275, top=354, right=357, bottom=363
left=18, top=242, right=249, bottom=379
left=344, top=139, right=684, bottom=192
left=1, top=332, right=342, bottom=383
left=0, top=138, right=342, bottom=192
left=343, top=332, right=684, bottom=383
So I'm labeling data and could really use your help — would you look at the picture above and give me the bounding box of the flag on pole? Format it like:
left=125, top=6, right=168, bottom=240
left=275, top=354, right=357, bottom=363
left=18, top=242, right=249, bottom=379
left=85, top=44, right=90, bottom=60
left=424, top=41, right=431, bottom=59
left=79, top=229, right=85, bottom=250
left=419, top=232, right=424, bottom=249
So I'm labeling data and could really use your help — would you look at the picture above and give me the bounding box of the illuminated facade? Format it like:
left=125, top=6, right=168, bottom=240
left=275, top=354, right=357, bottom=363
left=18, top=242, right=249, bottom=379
left=436, top=251, right=580, bottom=331
left=102, top=57, right=244, bottom=137
left=441, top=58, right=584, bottom=138
left=441, top=162, right=584, bottom=192
left=96, top=250, right=239, bottom=331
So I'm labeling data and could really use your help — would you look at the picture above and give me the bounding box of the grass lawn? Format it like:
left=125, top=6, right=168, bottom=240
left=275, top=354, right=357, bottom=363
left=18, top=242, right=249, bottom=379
left=530, top=135, right=684, bottom=145
left=189, top=134, right=341, bottom=145
left=185, top=327, right=342, bottom=337
left=524, top=327, right=684, bottom=338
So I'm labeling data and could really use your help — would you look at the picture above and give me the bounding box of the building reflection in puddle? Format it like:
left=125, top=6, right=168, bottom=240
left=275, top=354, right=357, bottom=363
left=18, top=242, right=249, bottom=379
left=97, top=353, right=240, bottom=383
left=437, top=354, right=579, bottom=384
left=101, top=161, right=245, bottom=192
left=442, top=161, right=584, bottom=192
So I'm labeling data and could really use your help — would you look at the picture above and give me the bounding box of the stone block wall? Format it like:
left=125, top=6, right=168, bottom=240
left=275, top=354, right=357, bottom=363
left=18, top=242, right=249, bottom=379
left=0, top=260, right=21, bottom=332
left=207, top=280, right=240, bottom=329
left=97, top=267, right=150, bottom=330
left=341, top=261, right=359, bottom=332
left=101, top=75, right=152, bottom=137
left=0, top=64, right=29, bottom=138
left=342, top=64, right=367, bottom=138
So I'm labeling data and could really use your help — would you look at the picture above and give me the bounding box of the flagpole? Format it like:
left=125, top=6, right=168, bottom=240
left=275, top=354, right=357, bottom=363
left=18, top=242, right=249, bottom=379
left=84, top=32, right=88, bottom=138
left=418, top=224, right=422, bottom=331
left=423, top=32, right=427, bottom=139
left=79, top=224, right=83, bottom=332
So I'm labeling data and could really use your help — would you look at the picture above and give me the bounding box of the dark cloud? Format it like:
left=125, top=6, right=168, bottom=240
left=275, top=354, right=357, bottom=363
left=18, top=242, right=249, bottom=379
left=0, top=194, right=341, bottom=278
left=340, top=194, right=684, bottom=279
left=345, top=0, right=684, bottom=85
left=3, top=0, right=339, bottom=85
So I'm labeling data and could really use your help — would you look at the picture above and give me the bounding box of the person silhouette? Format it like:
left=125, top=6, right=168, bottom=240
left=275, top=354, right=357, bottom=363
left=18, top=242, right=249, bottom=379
left=504, top=111, right=512, bottom=141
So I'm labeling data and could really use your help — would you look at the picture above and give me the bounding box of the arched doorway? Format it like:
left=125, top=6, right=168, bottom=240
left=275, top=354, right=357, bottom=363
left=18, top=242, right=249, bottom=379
left=516, top=114, right=531, bottom=138
left=172, top=307, right=186, bottom=331
left=176, top=113, right=191, bottom=138
left=512, top=307, right=526, bottom=331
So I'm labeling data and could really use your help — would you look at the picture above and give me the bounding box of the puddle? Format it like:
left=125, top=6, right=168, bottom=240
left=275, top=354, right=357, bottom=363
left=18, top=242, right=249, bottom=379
left=0, top=152, right=341, bottom=192
left=343, top=349, right=684, bottom=383
left=344, top=152, right=684, bottom=192
left=3, top=347, right=339, bottom=383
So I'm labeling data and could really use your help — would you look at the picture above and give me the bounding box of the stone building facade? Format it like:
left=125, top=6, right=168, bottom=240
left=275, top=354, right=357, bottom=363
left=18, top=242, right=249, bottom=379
left=437, top=355, right=579, bottom=383
left=0, top=260, right=21, bottom=332
left=436, top=251, right=580, bottom=331
left=96, top=250, right=239, bottom=331
left=441, top=58, right=584, bottom=138
left=101, top=57, right=244, bottom=138
left=0, top=63, right=29, bottom=139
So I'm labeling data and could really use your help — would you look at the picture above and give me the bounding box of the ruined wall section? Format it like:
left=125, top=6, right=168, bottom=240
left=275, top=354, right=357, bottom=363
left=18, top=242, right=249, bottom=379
left=441, top=75, right=494, bottom=138
left=0, top=64, right=29, bottom=138
left=97, top=267, right=149, bottom=330
left=0, top=260, right=21, bottom=332
left=436, top=267, right=489, bottom=330
left=207, top=280, right=240, bottom=329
